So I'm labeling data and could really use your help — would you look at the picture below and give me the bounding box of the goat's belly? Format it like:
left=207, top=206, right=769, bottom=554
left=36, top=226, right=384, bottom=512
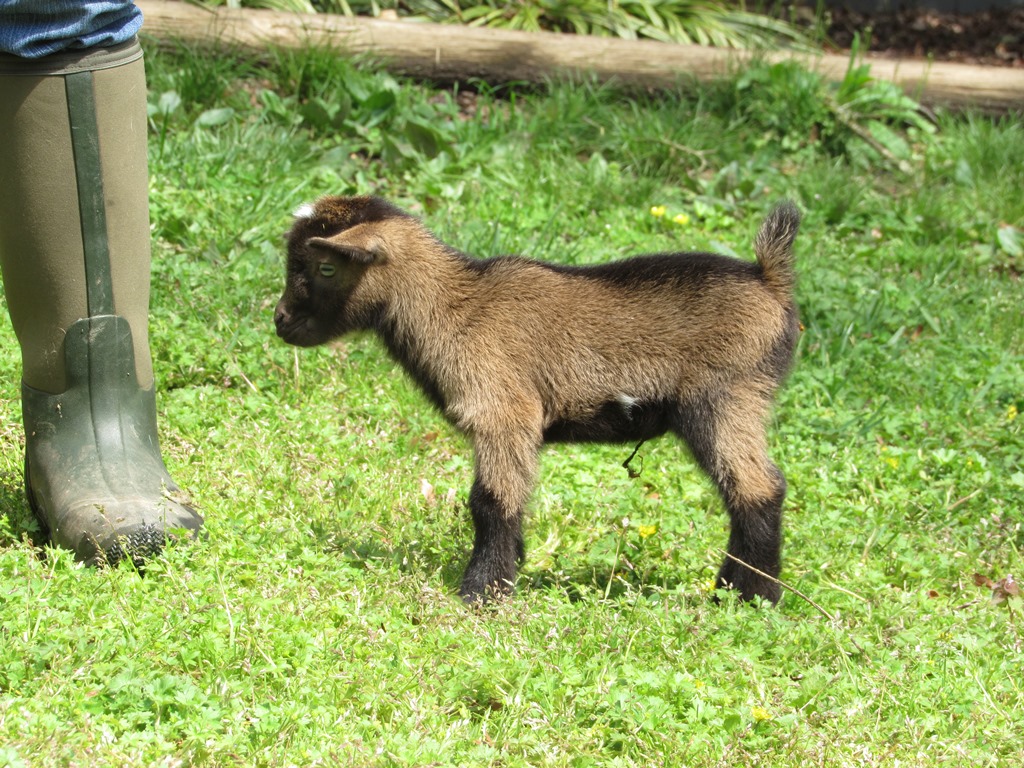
left=543, top=398, right=673, bottom=444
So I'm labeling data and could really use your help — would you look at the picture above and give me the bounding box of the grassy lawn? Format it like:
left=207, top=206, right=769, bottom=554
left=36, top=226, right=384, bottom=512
left=1, top=41, right=1022, bottom=767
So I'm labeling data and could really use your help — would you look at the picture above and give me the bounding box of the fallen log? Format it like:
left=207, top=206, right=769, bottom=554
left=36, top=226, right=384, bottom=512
left=136, top=0, right=1024, bottom=112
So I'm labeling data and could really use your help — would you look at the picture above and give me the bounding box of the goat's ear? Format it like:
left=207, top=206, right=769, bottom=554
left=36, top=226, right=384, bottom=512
left=306, top=235, right=382, bottom=265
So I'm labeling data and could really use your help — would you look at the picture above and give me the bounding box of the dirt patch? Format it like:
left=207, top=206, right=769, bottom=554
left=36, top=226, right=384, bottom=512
left=822, top=6, right=1023, bottom=68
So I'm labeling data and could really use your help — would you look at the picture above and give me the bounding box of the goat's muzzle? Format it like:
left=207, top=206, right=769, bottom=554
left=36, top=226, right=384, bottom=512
left=273, top=299, right=314, bottom=346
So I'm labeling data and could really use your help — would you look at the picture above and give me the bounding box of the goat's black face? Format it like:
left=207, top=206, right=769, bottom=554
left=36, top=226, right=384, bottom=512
left=273, top=260, right=339, bottom=348
left=275, top=196, right=400, bottom=347
left=274, top=230, right=351, bottom=346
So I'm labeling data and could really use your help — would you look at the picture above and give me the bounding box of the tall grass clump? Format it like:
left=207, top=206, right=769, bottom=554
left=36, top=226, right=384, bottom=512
left=0, top=39, right=1021, bottom=767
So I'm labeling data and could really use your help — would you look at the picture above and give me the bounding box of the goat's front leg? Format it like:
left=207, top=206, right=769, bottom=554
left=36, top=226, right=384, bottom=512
left=460, top=426, right=540, bottom=604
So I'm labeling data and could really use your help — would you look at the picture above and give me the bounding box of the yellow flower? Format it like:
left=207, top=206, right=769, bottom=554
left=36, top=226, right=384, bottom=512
left=752, top=706, right=773, bottom=722
left=885, top=456, right=899, bottom=469
left=637, top=524, right=657, bottom=539
left=672, top=213, right=690, bottom=226
left=650, top=205, right=667, bottom=218
left=1009, top=404, right=1018, bottom=423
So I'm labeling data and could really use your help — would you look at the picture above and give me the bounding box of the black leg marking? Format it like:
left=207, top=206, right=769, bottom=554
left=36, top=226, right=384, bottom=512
left=460, top=480, right=524, bottom=603
left=674, top=395, right=786, bottom=605
left=715, top=480, right=785, bottom=604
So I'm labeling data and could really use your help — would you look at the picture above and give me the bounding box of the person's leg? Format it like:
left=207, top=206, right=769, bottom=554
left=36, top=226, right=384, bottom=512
left=0, top=40, right=203, bottom=565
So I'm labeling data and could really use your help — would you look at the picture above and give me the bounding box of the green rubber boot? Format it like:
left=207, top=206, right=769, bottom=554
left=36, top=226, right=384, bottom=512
left=0, top=40, right=203, bottom=566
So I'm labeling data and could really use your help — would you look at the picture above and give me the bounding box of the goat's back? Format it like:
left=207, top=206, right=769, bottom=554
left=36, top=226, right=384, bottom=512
left=446, top=249, right=797, bottom=408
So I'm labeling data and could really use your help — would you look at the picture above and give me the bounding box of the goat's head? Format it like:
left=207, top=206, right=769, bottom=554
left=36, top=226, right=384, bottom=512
left=274, top=195, right=408, bottom=347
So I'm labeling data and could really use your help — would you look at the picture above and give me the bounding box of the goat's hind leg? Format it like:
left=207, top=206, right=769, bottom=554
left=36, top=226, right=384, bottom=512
left=674, top=388, right=786, bottom=605
left=460, top=427, right=540, bottom=604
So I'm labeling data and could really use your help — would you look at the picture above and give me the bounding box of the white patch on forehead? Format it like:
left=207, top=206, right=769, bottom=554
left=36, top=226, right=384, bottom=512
left=292, top=203, right=316, bottom=220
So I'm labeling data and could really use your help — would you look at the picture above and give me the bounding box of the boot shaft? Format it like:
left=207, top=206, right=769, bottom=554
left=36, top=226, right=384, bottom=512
left=0, top=39, right=154, bottom=393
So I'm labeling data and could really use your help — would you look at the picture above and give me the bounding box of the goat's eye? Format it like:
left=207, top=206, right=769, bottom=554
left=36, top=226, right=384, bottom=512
left=318, top=262, right=337, bottom=278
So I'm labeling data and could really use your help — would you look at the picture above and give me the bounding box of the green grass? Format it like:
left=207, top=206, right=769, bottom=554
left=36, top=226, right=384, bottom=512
left=1, top=41, right=1022, bottom=766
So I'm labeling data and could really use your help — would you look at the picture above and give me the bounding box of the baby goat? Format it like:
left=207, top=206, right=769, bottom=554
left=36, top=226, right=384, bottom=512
left=275, top=196, right=801, bottom=605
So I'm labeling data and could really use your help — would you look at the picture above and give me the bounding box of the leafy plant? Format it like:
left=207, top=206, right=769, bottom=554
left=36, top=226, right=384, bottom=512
left=708, top=41, right=934, bottom=168
left=433, top=0, right=810, bottom=49
left=197, top=0, right=814, bottom=49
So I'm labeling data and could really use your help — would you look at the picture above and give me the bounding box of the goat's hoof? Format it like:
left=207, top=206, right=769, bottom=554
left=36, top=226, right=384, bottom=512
left=459, top=577, right=515, bottom=606
left=716, top=563, right=781, bottom=606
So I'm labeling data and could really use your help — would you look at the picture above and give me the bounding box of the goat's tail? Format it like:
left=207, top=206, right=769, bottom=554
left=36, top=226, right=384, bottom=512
left=754, top=201, right=801, bottom=300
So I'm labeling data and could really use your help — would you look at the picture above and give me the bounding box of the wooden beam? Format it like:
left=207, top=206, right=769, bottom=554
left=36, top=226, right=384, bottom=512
left=137, top=0, right=1024, bottom=112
